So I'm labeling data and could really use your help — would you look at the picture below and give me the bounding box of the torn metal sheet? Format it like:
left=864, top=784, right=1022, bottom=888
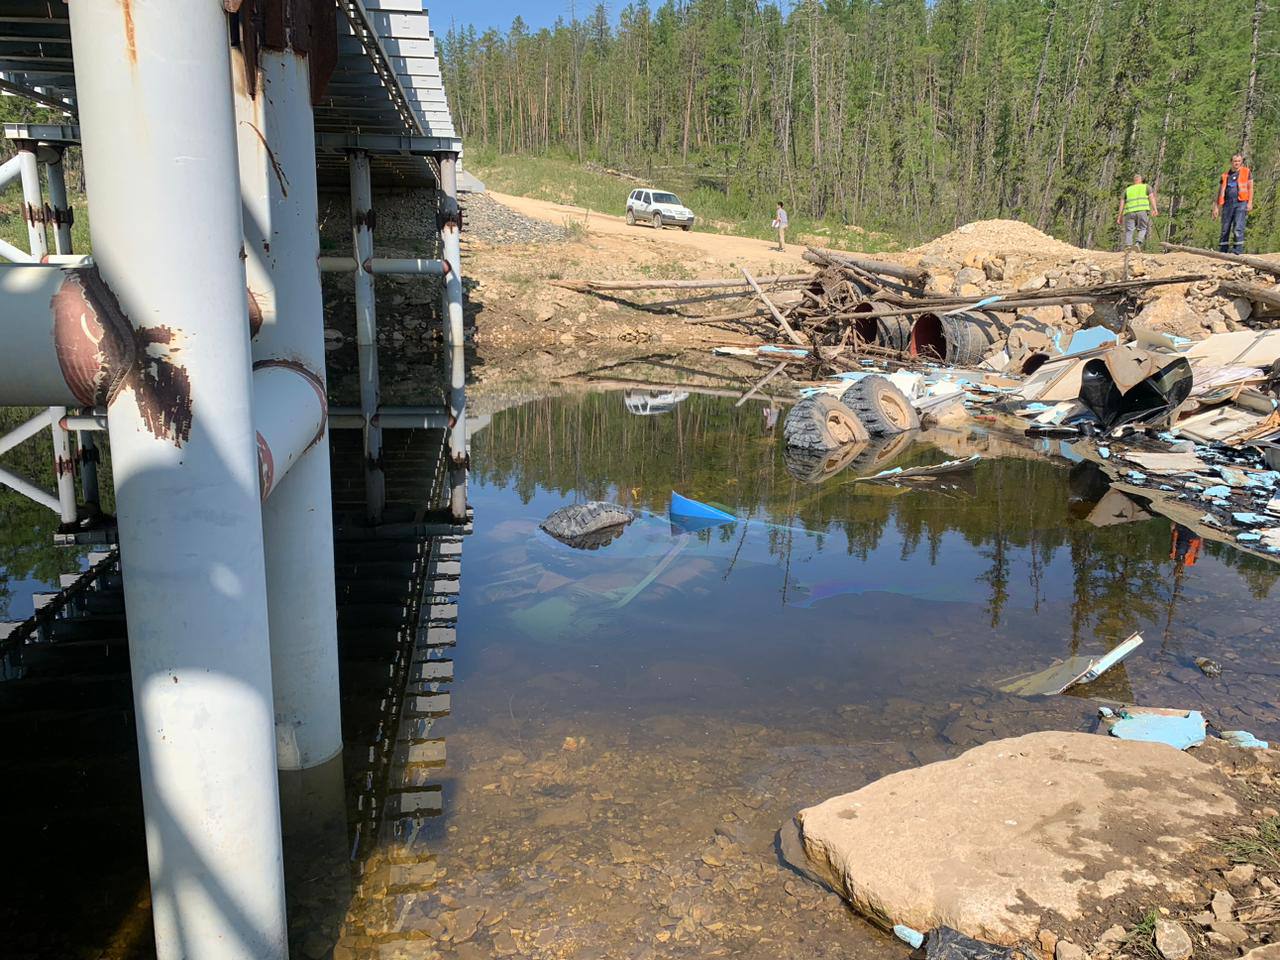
left=1120, top=450, right=1208, bottom=473
left=998, top=632, right=1143, bottom=696
left=1079, top=352, right=1193, bottom=431
left=1086, top=488, right=1152, bottom=527
left=851, top=454, right=981, bottom=483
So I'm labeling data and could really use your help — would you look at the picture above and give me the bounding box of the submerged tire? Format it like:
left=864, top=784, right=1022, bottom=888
left=840, top=376, right=920, bottom=435
left=540, top=502, right=634, bottom=550
left=783, top=395, right=870, bottom=452
left=845, top=432, right=917, bottom=478
left=783, top=439, right=870, bottom=483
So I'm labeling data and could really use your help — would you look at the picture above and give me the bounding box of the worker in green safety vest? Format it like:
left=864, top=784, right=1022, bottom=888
left=1115, top=174, right=1158, bottom=249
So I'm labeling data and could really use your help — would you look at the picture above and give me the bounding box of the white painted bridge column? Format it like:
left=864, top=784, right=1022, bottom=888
left=349, top=151, right=385, bottom=522
left=68, top=3, right=287, bottom=959
left=235, top=44, right=343, bottom=773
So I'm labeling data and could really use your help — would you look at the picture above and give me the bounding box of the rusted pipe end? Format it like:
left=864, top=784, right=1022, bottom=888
left=252, top=358, right=329, bottom=450
left=246, top=288, right=265, bottom=338
left=52, top=269, right=128, bottom=408
left=257, top=431, right=275, bottom=501
left=442, top=259, right=452, bottom=277
left=361, top=257, right=374, bottom=274
left=51, top=267, right=193, bottom=447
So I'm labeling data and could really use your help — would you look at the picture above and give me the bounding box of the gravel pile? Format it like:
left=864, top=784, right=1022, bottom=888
left=461, top=192, right=566, bottom=245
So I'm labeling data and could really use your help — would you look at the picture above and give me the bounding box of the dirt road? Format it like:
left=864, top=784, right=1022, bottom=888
left=489, top=191, right=811, bottom=271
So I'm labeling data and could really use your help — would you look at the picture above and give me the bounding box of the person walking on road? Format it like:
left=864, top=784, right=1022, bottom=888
left=771, top=201, right=788, bottom=251
left=1116, top=174, right=1157, bottom=249
left=1214, top=154, right=1254, bottom=254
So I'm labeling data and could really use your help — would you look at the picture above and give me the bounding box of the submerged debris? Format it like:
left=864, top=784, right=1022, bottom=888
left=540, top=502, right=634, bottom=549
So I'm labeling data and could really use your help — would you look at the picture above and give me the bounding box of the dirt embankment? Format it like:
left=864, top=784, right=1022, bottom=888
left=460, top=200, right=1276, bottom=362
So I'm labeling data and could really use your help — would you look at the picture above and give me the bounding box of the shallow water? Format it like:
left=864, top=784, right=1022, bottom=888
left=335, top=388, right=1280, bottom=959
left=5, top=386, right=1280, bottom=959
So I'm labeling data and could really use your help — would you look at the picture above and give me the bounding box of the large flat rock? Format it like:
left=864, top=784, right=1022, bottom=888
left=794, top=732, right=1239, bottom=944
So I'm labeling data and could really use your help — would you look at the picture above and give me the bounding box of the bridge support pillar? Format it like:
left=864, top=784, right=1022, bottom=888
left=68, top=3, right=288, bottom=958
left=349, top=151, right=384, bottom=523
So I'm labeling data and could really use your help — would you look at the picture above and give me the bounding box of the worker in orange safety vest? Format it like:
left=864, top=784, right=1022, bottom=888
left=1213, top=154, right=1254, bottom=254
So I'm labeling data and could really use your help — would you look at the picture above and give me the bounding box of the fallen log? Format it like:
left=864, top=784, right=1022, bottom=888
left=1159, top=242, right=1280, bottom=278
left=804, top=247, right=928, bottom=284
left=1216, top=279, right=1280, bottom=313
left=552, top=273, right=813, bottom=292
left=742, top=267, right=807, bottom=346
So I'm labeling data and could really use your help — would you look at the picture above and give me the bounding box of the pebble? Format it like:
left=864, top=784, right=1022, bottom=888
left=1039, top=930, right=1059, bottom=957
left=1209, top=920, right=1249, bottom=944
left=1211, top=888, right=1236, bottom=921
left=1153, top=920, right=1192, bottom=960
left=1194, top=657, right=1222, bottom=678
left=1224, top=863, right=1257, bottom=887
left=1056, top=940, right=1087, bottom=960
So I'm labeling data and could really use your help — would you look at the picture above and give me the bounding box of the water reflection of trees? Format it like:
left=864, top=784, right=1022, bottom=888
left=473, top=392, right=1278, bottom=634
left=0, top=407, right=106, bottom=617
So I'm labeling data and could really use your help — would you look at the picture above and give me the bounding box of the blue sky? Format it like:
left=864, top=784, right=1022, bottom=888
left=433, top=0, right=621, bottom=35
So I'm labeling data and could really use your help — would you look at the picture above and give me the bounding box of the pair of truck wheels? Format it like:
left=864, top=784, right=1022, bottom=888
left=782, top=376, right=919, bottom=452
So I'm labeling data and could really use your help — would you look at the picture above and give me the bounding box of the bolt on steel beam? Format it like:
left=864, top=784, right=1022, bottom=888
left=16, top=143, right=46, bottom=260
left=68, top=2, right=288, bottom=957
left=48, top=405, right=76, bottom=527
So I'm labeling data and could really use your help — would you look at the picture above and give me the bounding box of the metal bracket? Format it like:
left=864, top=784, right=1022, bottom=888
left=436, top=195, right=462, bottom=231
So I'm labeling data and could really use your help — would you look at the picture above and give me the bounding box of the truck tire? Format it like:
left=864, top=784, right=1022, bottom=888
left=540, top=502, right=634, bottom=550
left=784, top=438, right=869, bottom=483
left=783, top=395, right=869, bottom=451
left=625, top=208, right=636, bottom=225
left=840, top=376, right=919, bottom=435
left=681, top=224, right=691, bottom=231
left=652, top=212, right=663, bottom=229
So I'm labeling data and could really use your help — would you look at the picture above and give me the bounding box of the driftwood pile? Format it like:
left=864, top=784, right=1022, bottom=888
left=555, top=245, right=1227, bottom=373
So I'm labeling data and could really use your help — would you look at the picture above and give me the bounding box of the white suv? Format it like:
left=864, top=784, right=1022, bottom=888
left=626, top=189, right=695, bottom=230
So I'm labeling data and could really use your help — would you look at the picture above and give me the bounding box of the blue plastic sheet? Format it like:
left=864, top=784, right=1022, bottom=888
left=1222, top=730, right=1270, bottom=750
left=1110, top=710, right=1206, bottom=750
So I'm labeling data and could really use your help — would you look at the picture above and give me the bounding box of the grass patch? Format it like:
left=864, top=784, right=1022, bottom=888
left=1221, top=816, right=1280, bottom=871
left=467, top=148, right=903, bottom=254
left=637, top=261, right=695, bottom=281
left=1122, top=909, right=1162, bottom=960
left=562, top=216, right=588, bottom=243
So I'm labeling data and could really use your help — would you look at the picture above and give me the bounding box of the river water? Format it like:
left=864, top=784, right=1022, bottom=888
left=3, top=386, right=1279, bottom=959
left=332, top=387, right=1280, bottom=959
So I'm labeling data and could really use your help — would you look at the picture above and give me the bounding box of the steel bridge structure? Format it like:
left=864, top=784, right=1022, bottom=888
left=0, top=2, right=470, bottom=957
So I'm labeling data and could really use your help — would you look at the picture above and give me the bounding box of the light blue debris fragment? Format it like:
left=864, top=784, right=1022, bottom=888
left=1203, top=485, right=1232, bottom=498
left=1201, top=513, right=1223, bottom=527
left=1127, top=471, right=1147, bottom=482
left=1024, top=403, right=1052, bottom=412
left=1253, top=471, right=1280, bottom=487
left=894, top=925, right=925, bottom=949
left=1065, top=327, right=1119, bottom=355
left=1233, top=512, right=1267, bottom=525
left=1239, top=532, right=1262, bottom=541
left=1110, top=710, right=1207, bottom=750
left=1098, top=707, right=1116, bottom=718
left=1212, top=499, right=1231, bottom=507
left=1222, top=730, right=1270, bottom=750
left=1159, top=485, right=1174, bottom=491
left=1098, top=447, right=1110, bottom=459
left=1218, top=467, right=1253, bottom=487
